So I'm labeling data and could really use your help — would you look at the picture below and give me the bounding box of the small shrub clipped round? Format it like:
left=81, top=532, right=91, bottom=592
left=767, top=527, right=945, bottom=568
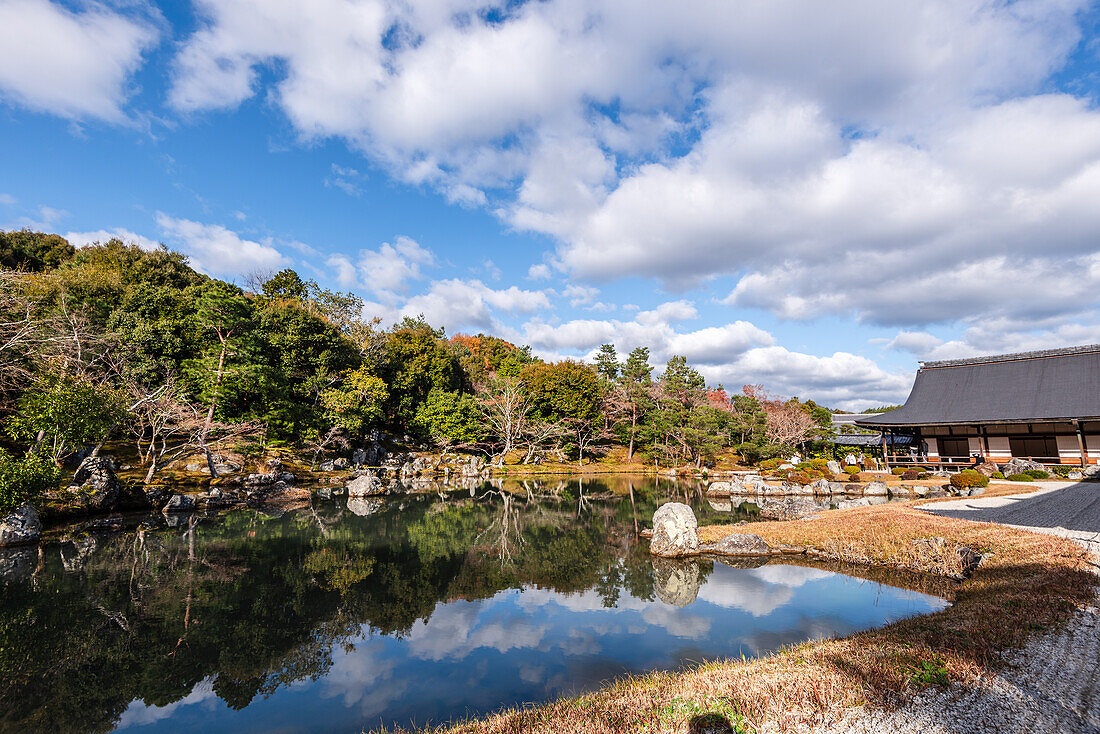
left=1023, top=469, right=1050, bottom=479
left=917, top=472, right=930, bottom=479
left=891, top=467, right=908, bottom=475
left=810, top=458, right=829, bottom=471
left=990, top=471, right=1005, bottom=479
left=760, top=458, right=782, bottom=470
left=844, top=466, right=861, bottom=476
left=787, top=471, right=815, bottom=485
left=1007, top=474, right=1034, bottom=482
left=950, top=471, right=990, bottom=489
left=901, top=470, right=920, bottom=480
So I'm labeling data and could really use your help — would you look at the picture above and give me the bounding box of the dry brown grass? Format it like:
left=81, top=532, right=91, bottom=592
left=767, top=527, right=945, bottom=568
left=373, top=505, right=1095, bottom=734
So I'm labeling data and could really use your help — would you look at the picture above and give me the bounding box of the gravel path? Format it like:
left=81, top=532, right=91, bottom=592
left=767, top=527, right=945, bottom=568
left=921, top=481, right=1100, bottom=552
left=807, top=483, right=1100, bottom=734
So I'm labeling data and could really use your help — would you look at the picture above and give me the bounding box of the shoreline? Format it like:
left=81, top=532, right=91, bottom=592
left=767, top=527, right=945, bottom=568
left=372, top=502, right=1096, bottom=734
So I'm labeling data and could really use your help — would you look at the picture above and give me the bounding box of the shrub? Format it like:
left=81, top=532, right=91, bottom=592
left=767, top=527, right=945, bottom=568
left=917, top=472, right=930, bottom=479
left=1023, top=469, right=1050, bottom=480
left=901, top=470, right=920, bottom=480
left=990, top=471, right=1005, bottom=479
left=891, top=467, right=908, bottom=475
left=950, top=471, right=989, bottom=489
left=1007, top=474, right=1034, bottom=482
left=787, top=471, right=815, bottom=485
left=0, top=450, right=60, bottom=514
left=844, top=466, right=861, bottom=476
left=810, top=458, right=829, bottom=470
left=760, top=458, right=782, bottom=470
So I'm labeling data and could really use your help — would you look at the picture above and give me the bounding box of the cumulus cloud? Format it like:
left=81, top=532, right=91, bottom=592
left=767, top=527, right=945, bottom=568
left=155, top=213, right=289, bottom=276
left=65, top=228, right=160, bottom=251
left=165, top=0, right=1097, bottom=324
left=353, top=236, right=434, bottom=296
left=527, top=263, right=552, bottom=280
left=0, top=0, right=159, bottom=121
left=364, top=277, right=552, bottom=335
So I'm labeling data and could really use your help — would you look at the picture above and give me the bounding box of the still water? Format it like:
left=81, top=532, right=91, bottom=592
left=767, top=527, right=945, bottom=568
left=0, top=476, right=947, bottom=734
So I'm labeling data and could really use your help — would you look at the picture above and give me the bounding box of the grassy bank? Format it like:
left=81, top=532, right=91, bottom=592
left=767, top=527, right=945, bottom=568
left=374, top=504, right=1095, bottom=734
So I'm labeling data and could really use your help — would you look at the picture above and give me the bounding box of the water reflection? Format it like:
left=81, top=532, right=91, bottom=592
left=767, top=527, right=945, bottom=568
left=0, top=476, right=946, bottom=734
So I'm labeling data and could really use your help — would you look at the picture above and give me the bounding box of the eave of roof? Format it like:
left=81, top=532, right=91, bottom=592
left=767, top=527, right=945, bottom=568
left=857, top=344, right=1100, bottom=427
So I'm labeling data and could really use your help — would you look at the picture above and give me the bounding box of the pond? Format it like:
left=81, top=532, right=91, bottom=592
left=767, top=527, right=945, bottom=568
left=0, top=476, right=947, bottom=734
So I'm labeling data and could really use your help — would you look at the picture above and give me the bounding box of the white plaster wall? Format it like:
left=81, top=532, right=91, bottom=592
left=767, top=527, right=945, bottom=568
left=986, top=436, right=1012, bottom=458
left=1057, top=435, right=1082, bottom=461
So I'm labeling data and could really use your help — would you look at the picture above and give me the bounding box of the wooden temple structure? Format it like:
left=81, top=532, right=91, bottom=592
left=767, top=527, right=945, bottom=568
left=856, top=345, right=1100, bottom=468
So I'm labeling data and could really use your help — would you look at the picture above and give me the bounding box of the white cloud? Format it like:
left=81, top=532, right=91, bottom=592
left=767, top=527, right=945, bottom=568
left=0, top=0, right=159, bottom=121
left=355, top=236, right=434, bottom=295
left=527, top=263, right=552, bottom=280
left=165, top=0, right=1098, bottom=337
left=0, top=194, right=16, bottom=206
left=65, top=228, right=160, bottom=251
left=365, top=278, right=551, bottom=335
left=154, top=213, right=289, bottom=276
left=562, top=284, right=598, bottom=306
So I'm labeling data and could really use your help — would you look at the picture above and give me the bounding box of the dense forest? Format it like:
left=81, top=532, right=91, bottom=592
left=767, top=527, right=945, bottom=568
left=0, top=229, right=833, bottom=512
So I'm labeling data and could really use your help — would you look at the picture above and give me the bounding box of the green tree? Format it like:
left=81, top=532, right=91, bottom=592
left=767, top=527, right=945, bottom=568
left=0, top=229, right=75, bottom=271
left=320, top=367, right=388, bottom=437
left=0, top=449, right=61, bottom=512
left=7, top=374, right=124, bottom=462
left=381, top=317, right=466, bottom=431
left=593, top=344, right=620, bottom=383
left=522, top=361, right=603, bottom=465
left=413, top=388, right=483, bottom=445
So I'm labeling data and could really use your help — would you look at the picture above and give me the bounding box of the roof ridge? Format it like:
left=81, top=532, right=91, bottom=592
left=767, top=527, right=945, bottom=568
left=921, top=344, right=1100, bottom=369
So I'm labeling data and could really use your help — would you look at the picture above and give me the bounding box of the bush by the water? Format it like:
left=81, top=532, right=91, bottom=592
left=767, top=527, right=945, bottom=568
left=1007, top=474, right=1035, bottom=482
left=844, top=466, right=861, bottom=475
left=0, top=450, right=60, bottom=514
left=950, top=470, right=990, bottom=489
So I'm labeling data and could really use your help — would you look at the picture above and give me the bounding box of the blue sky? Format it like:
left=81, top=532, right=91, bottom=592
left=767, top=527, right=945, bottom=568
left=2, top=0, right=1099, bottom=409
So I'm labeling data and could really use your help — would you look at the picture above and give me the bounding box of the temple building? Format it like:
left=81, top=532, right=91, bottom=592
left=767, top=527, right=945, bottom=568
left=855, top=345, right=1100, bottom=467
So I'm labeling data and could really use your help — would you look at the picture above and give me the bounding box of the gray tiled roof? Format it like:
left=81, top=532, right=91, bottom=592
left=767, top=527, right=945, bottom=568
left=858, top=344, right=1100, bottom=427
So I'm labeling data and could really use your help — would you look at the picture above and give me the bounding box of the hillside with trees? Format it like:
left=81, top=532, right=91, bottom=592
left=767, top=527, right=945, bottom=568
left=0, top=229, right=833, bottom=513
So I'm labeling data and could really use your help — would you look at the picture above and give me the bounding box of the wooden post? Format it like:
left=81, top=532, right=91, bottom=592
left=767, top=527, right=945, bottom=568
left=979, top=425, right=990, bottom=463
left=881, top=431, right=889, bottom=471
left=1076, top=421, right=1089, bottom=467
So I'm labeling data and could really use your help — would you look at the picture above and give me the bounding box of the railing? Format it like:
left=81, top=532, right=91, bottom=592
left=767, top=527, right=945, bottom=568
left=882, top=455, right=1086, bottom=470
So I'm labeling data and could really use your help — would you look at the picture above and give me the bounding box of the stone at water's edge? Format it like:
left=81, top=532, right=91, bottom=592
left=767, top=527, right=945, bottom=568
left=162, top=494, right=196, bottom=513
left=863, top=480, right=889, bottom=496
left=0, top=503, right=41, bottom=546
left=711, top=533, right=771, bottom=556
left=347, top=473, right=384, bottom=497
left=826, top=460, right=842, bottom=475
left=706, top=481, right=732, bottom=496
left=649, top=502, right=698, bottom=557
left=66, top=456, right=121, bottom=512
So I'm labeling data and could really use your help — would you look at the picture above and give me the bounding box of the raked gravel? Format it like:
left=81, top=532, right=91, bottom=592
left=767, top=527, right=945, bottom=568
left=818, top=593, right=1100, bottom=734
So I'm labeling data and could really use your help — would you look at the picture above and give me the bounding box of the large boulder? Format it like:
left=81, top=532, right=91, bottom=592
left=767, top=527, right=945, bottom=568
left=347, top=473, right=384, bottom=497
left=706, top=481, right=732, bottom=496
left=0, top=504, right=41, bottom=546
left=782, top=482, right=814, bottom=496
left=649, top=502, right=699, bottom=557
left=1081, top=465, right=1099, bottom=479
left=974, top=461, right=999, bottom=478
left=710, top=533, right=771, bottom=556
left=652, top=557, right=702, bottom=607
left=66, top=456, right=121, bottom=513
left=826, top=460, right=843, bottom=475
left=863, top=480, right=889, bottom=497
left=755, top=496, right=822, bottom=521
left=1002, top=458, right=1046, bottom=477
left=162, top=494, right=196, bottom=513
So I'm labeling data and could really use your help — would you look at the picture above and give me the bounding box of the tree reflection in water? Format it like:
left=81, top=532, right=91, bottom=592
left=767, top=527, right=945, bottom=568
left=0, top=476, right=943, bottom=734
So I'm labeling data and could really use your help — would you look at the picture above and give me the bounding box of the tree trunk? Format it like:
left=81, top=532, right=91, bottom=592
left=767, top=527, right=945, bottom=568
left=201, top=342, right=228, bottom=479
